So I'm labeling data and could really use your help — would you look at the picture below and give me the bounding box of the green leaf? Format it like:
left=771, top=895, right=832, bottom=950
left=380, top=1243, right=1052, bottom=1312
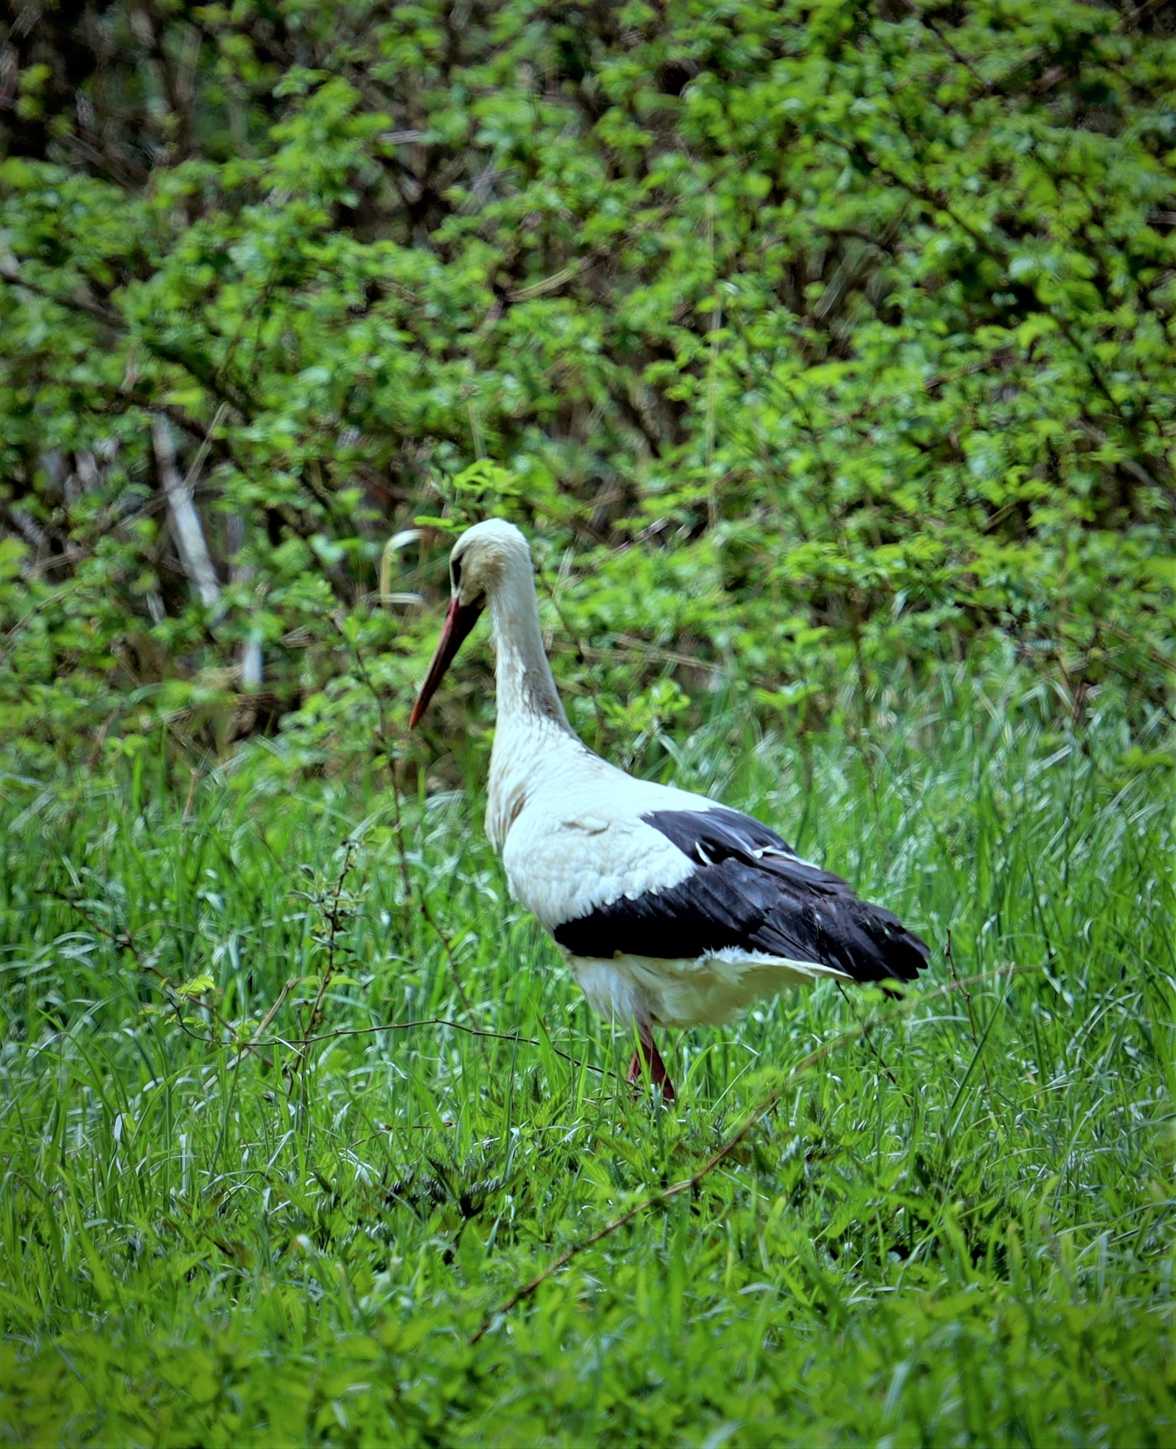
left=177, top=972, right=216, bottom=997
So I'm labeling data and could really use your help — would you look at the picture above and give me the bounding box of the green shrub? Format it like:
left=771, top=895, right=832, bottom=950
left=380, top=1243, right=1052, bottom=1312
left=1, top=0, right=1173, bottom=774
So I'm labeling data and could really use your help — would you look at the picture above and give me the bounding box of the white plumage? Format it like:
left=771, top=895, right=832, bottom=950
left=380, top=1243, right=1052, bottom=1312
left=410, top=518, right=928, bottom=1099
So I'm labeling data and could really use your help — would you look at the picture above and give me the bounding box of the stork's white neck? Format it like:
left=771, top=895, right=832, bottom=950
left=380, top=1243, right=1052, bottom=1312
left=487, top=564, right=569, bottom=731
left=484, top=559, right=581, bottom=849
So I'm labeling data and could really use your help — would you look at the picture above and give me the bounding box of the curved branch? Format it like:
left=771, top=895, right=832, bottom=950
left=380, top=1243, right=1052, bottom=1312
left=471, top=961, right=1035, bottom=1344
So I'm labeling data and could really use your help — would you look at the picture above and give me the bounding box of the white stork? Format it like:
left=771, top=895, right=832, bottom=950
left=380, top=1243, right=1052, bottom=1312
left=409, top=519, right=928, bottom=1100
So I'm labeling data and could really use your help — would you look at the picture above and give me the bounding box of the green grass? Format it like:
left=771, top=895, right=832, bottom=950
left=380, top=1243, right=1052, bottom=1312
left=1, top=671, right=1173, bottom=1446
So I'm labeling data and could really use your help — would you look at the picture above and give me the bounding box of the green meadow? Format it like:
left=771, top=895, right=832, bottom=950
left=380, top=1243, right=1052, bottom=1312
left=2, top=3, right=1173, bottom=1439
left=2, top=672, right=1172, bottom=1445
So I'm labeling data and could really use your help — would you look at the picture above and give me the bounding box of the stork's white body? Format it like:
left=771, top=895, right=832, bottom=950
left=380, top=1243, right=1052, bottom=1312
left=411, top=519, right=928, bottom=1093
left=489, top=708, right=847, bottom=1028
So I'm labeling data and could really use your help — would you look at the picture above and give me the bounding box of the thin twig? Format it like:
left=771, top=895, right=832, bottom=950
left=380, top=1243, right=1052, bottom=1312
left=508, top=258, right=591, bottom=302
left=945, top=931, right=996, bottom=1100
left=217, top=1015, right=613, bottom=1081
left=944, top=932, right=978, bottom=1045
left=227, top=976, right=298, bottom=1070
left=49, top=890, right=224, bottom=1046
left=331, top=610, right=480, bottom=1027
left=835, top=980, right=910, bottom=1104
left=287, top=1018, right=614, bottom=1080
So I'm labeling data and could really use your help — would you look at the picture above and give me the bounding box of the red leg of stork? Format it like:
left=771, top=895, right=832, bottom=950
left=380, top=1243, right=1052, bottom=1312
left=626, top=1022, right=676, bottom=1102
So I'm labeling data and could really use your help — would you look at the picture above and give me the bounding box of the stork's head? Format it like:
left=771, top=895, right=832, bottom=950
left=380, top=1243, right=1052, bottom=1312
left=409, top=519, right=530, bottom=727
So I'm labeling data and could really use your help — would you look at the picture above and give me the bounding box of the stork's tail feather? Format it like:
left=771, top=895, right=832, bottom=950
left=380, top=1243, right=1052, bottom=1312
left=831, top=899, right=931, bottom=986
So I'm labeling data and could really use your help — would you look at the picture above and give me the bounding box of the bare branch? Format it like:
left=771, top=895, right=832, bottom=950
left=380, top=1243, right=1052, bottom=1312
left=152, top=417, right=221, bottom=609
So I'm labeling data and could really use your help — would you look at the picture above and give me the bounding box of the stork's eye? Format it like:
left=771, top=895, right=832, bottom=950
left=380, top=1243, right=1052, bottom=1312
left=451, top=555, right=463, bottom=590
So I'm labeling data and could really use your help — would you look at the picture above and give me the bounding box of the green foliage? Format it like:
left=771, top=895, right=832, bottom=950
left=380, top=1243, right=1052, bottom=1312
left=2, top=1, right=1174, bottom=772
left=1, top=683, right=1172, bottom=1442
left=3, top=12, right=1173, bottom=1438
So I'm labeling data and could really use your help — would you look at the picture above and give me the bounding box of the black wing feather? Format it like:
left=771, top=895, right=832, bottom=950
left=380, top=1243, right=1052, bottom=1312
left=553, top=806, right=929, bottom=984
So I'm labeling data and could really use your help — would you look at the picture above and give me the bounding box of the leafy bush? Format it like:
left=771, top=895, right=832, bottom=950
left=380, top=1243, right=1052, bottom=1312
left=1, top=0, right=1173, bottom=774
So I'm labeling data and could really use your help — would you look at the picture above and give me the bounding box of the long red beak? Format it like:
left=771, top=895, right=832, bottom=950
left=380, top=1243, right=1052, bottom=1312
left=409, top=596, right=484, bottom=727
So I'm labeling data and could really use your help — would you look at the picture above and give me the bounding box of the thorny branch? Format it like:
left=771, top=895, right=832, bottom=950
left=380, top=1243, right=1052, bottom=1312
left=295, top=837, right=359, bottom=1080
